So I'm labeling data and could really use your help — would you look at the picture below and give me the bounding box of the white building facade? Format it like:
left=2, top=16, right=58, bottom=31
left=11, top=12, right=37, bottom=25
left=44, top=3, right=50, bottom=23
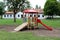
left=3, top=12, right=44, bottom=19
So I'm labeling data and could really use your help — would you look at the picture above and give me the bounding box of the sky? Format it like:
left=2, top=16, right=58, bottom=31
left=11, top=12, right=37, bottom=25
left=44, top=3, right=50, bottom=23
left=0, top=0, right=3, bottom=2
left=0, top=0, right=46, bottom=9
left=28, top=0, right=46, bottom=9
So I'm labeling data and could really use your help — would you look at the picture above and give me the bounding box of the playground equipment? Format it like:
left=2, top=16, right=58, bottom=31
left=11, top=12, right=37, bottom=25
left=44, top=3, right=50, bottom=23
left=14, top=22, right=28, bottom=32
left=14, top=9, right=53, bottom=32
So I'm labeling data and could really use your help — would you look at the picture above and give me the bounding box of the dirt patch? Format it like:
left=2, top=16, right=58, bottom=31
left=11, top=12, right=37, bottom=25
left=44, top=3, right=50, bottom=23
left=20, top=27, right=60, bottom=38
left=31, top=28, right=60, bottom=38
left=18, top=27, right=60, bottom=38
left=0, top=25, right=60, bottom=38
left=0, top=25, right=16, bottom=32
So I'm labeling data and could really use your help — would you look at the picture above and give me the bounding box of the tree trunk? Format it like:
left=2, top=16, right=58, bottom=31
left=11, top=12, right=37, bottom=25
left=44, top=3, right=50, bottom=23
left=1, top=15, right=2, bottom=19
left=13, top=10, right=16, bottom=22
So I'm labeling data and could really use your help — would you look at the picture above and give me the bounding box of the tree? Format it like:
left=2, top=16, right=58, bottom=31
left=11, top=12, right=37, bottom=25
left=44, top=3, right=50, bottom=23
left=0, top=2, right=5, bottom=19
left=7, top=0, right=31, bottom=22
left=39, top=6, right=41, bottom=9
left=20, top=1, right=31, bottom=12
left=57, top=0, right=60, bottom=16
left=44, top=0, right=58, bottom=18
left=35, top=5, right=41, bottom=9
left=35, top=5, right=39, bottom=9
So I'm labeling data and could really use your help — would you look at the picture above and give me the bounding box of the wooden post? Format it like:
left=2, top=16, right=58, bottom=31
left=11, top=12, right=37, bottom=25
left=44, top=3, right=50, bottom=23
left=28, top=14, right=30, bottom=29
left=34, top=13, right=38, bottom=29
left=36, top=13, right=38, bottom=28
left=31, top=13, right=33, bottom=27
left=23, top=12, right=25, bottom=23
left=23, top=12, right=24, bottom=23
left=34, top=14, right=37, bottom=29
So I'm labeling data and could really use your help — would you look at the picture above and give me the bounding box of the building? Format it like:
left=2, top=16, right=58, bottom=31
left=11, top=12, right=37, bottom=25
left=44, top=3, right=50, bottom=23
left=3, top=9, right=44, bottom=19
left=3, top=11, right=23, bottom=19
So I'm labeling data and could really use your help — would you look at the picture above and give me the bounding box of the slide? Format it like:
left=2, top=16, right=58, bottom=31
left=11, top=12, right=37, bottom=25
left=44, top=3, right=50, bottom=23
left=13, top=22, right=28, bottom=32
left=37, top=19, right=53, bottom=31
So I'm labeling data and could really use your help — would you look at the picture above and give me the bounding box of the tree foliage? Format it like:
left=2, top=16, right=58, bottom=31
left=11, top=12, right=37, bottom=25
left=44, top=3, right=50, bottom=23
left=57, top=0, right=60, bottom=16
left=35, top=5, right=39, bottom=9
left=35, top=5, right=41, bottom=9
left=44, top=0, right=58, bottom=18
left=7, top=0, right=31, bottom=22
left=0, top=2, right=5, bottom=19
left=7, top=0, right=31, bottom=12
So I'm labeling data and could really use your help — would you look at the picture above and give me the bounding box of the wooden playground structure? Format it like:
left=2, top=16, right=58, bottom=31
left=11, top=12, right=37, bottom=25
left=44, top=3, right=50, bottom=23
left=23, top=9, right=39, bottom=29
left=14, top=9, right=53, bottom=32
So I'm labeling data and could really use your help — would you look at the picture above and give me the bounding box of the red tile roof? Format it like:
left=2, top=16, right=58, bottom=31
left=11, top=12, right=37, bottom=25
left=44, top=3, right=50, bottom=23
left=5, top=11, right=14, bottom=14
left=5, top=9, right=44, bottom=14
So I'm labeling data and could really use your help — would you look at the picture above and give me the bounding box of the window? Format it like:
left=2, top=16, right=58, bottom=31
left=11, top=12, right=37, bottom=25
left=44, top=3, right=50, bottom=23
left=7, top=15, right=9, bottom=17
left=38, top=15, right=40, bottom=17
left=30, top=15, right=32, bottom=17
left=21, top=15, right=23, bottom=18
left=25, top=15, right=26, bottom=17
left=4, top=15, right=6, bottom=17
left=10, top=14, right=12, bottom=17
left=42, top=15, right=44, bottom=17
left=34, top=15, right=36, bottom=17
left=18, top=15, right=20, bottom=17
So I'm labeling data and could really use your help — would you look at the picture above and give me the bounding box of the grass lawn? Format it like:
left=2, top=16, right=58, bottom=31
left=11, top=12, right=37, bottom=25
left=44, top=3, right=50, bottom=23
left=0, top=19, right=60, bottom=40
left=0, top=19, right=23, bottom=25
left=0, top=31, right=59, bottom=40
left=0, top=18, right=60, bottom=28
left=41, top=19, right=60, bottom=28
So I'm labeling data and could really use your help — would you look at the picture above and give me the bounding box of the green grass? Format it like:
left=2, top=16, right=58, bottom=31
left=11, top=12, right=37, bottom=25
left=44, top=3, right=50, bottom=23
left=41, top=19, right=60, bottom=28
left=0, top=19, right=60, bottom=28
left=0, top=19, right=23, bottom=25
left=0, top=18, right=60, bottom=40
left=0, top=31, right=59, bottom=40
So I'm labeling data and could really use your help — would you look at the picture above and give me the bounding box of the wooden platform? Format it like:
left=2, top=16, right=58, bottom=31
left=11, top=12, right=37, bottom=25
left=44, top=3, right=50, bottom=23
left=13, top=22, right=28, bottom=32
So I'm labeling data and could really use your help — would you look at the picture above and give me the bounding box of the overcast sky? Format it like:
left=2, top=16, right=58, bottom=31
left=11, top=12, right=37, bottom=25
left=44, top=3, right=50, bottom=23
left=0, top=0, right=46, bottom=9
left=0, top=0, right=3, bottom=2
left=28, top=0, right=46, bottom=9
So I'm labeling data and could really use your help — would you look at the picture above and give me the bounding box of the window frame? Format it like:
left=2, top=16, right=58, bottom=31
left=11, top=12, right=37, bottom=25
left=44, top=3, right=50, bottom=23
left=18, top=15, right=20, bottom=17
left=4, top=15, right=6, bottom=17
left=38, top=15, right=40, bottom=17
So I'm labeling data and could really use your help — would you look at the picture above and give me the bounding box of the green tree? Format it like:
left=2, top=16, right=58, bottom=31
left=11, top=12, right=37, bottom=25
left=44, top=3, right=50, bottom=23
left=35, top=5, right=39, bottom=9
left=44, top=0, right=58, bottom=18
left=20, top=1, right=31, bottom=12
left=35, top=5, right=41, bottom=9
left=0, top=2, right=5, bottom=19
left=7, top=0, right=31, bottom=22
left=57, top=0, right=60, bottom=16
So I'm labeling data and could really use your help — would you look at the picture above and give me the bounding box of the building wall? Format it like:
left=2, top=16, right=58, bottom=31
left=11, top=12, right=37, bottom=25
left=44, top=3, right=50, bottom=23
left=16, top=12, right=23, bottom=18
left=38, top=14, right=44, bottom=19
left=44, top=15, right=60, bottom=19
left=24, top=13, right=44, bottom=19
left=3, top=14, right=14, bottom=18
left=3, top=12, right=44, bottom=19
